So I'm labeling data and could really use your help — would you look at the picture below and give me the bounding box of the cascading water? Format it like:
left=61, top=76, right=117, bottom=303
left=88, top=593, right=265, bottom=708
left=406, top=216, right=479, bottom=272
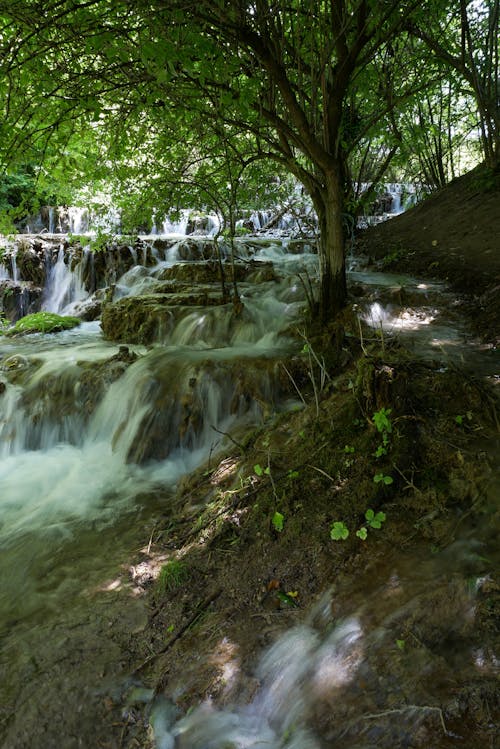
left=42, top=244, right=87, bottom=313
left=0, top=235, right=318, bottom=747
left=0, top=227, right=497, bottom=748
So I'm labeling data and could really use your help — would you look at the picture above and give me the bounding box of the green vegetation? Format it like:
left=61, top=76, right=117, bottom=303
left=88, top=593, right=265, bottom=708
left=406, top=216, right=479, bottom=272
left=331, top=509, right=387, bottom=542
left=156, top=560, right=189, bottom=594
left=0, top=1, right=496, bottom=318
left=272, top=511, right=285, bottom=533
left=373, top=407, right=393, bottom=459
left=254, top=464, right=270, bottom=477
left=4, top=312, right=81, bottom=335
left=365, top=509, right=387, bottom=529
left=330, top=521, right=350, bottom=541
left=374, top=473, right=394, bottom=486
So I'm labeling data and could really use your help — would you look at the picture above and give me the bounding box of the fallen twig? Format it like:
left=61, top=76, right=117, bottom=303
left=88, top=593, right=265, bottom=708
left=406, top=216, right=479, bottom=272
left=362, top=704, right=448, bottom=734
left=132, top=589, right=222, bottom=675
left=211, top=425, right=245, bottom=452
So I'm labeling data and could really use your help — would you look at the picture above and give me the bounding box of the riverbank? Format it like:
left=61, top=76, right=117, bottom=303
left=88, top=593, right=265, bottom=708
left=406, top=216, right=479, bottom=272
left=0, top=165, right=498, bottom=748
left=355, top=162, right=500, bottom=346
left=119, top=316, right=499, bottom=747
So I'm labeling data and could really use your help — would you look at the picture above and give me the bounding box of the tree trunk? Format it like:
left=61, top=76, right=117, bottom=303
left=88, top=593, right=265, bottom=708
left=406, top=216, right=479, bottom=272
left=315, top=172, right=348, bottom=322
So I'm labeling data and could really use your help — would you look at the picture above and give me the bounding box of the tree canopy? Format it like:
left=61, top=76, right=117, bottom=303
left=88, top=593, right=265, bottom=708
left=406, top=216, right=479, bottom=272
left=0, top=0, right=497, bottom=319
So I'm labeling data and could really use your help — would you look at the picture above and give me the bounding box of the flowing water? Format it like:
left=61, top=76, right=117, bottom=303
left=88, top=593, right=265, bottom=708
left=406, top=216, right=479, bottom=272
left=0, top=235, right=498, bottom=747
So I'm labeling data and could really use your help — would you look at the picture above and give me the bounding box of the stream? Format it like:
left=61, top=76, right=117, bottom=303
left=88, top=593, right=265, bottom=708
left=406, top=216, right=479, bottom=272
left=0, top=233, right=498, bottom=748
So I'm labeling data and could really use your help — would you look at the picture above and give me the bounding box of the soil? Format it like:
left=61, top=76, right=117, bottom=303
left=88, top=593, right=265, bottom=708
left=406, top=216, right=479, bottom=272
left=2, top=165, right=498, bottom=748
left=106, top=163, right=499, bottom=748
left=355, top=162, right=500, bottom=345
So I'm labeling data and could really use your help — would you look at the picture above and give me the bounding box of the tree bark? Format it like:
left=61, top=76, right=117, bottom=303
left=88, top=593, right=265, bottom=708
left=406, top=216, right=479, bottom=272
left=315, top=171, right=348, bottom=321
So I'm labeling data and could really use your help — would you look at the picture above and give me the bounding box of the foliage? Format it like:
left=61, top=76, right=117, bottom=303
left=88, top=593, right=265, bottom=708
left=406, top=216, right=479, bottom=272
left=365, top=509, right=387, bottom=529
left=254, top=463, right=270, bottom=477
left=374, top=472, right=394, bottom=486
left=156, top=560, right=189, bottom=594
left=5, top=312, right=80, bottom=335
left=330, top=521, right=350, bottom=541
left=0, top=0, right=494, bottom=317
left=373, top=407, right=393, bottom=458
left=272, top=511, right=285, bottom=533
left=373, top=407, right=392, bottom=434
left=0, top=0, right=458, bottom=320
left=331, top=509, right=387, bottom=542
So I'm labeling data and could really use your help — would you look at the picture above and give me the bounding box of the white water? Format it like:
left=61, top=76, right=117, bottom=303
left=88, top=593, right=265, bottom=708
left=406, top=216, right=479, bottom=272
left=1, top=233, right=497, bottom=748
left=152, top=614, right=362, bottom=749
left=0, top=237, right=313, bottom=555
left=43, top=244, right=87, bottom=313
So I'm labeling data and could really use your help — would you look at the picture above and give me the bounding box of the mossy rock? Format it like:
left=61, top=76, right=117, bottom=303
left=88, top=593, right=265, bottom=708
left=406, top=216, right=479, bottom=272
left=5, top=312, right=81, bottom=335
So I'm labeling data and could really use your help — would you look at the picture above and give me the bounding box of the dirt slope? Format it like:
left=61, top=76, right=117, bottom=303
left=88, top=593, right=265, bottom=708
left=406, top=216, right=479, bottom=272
left=356, top=163, right=500, bottom=344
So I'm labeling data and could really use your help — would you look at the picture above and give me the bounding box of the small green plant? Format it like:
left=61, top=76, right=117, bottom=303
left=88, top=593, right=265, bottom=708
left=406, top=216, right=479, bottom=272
left=330, top=521, right=349, bottom=540
left=343, top=444, right=356, bottom=467
left=455, top=412, right=472, bottom=426
left=374, top=472, right=393, bottom=485
left=396, top=639, right=406, bottom=651
left=254, top=463, right=270, bottom=477
left=331, top=508, right=387, bottom=542
left=373, top=407, right=392, bottom=458
left=287, top=469, right=300, bottom=480
left=380, top=248, right=405, bottom=268
left=365, top=508, right=387, bottom=528
left=157, top=560, right=189, bottom=594
left=373, top=407, right=392, bottom=434
left=272, top=511, right=285, bottom=532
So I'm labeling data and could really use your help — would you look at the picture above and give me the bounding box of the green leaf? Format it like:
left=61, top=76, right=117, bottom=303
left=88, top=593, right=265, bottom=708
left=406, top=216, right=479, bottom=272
left=272, top=511, right=284, bottom=532
left=356, top=527, right=368, bottom=540
left=373, top=407, right=392, bottom=434
left=366, top=509, right=387, bottom=528
left=277, top=590, right=299, bottom=607
left=254, top=464, right=263, bottom=476
left=374, top=473, right=393, bottom=485
left=330, top=521, right=349, bottom=541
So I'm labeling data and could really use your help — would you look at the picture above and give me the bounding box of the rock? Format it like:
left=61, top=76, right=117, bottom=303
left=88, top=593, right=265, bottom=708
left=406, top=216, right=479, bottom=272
left=101, top=292, right=229, bottom=344
left=0, top=280, right=43, bottom=321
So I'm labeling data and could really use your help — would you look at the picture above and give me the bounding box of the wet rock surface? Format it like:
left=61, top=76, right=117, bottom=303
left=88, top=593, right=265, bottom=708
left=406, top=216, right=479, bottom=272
left=0, top=210, right=498, bottom=749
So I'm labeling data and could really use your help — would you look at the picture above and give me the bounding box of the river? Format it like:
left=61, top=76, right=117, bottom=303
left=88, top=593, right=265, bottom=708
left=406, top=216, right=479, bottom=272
left=0, top=233, right=498, bottom=747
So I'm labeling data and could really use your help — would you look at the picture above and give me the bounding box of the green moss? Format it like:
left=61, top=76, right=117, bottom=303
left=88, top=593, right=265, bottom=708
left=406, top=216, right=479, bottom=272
left=7, top=312, right=81, bottom=335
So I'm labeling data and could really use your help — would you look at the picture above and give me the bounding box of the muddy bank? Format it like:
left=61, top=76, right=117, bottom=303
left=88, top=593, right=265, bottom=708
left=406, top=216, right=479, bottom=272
left=114, top=331, right=499, bottom=748
left=355, top=163, right=500, bottom=346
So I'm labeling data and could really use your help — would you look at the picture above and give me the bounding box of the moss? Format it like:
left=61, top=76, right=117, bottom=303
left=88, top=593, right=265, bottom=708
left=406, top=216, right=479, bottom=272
left=6, top=312, right=81, bottom=336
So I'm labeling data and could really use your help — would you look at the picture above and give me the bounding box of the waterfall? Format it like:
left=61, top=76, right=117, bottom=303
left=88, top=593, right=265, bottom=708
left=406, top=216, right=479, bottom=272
left=68, top=206, right=89, bottom=234
left=11, top=251, right=19, bottom=283
left=48, top=206, right=56, bottom=233
left=43, top=244, right=87, bottom=313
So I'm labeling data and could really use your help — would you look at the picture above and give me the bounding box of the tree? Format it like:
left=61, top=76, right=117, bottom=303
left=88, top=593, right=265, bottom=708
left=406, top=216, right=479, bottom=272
left=0, top=0, right=458, bottom=319
left=407, top=0, right=500, bottom=168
